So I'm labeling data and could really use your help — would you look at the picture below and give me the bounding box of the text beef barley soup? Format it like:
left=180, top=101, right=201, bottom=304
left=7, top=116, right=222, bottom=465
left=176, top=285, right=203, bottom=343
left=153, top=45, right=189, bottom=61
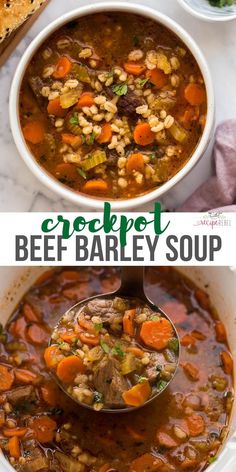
left=0, top=267, right=233, bottom=471
left=19, top=14, right=207, bottom=199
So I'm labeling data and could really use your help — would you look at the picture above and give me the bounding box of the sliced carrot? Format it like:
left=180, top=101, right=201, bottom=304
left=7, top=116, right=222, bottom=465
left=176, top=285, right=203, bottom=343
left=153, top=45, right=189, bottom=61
left=47, top=98, right=66, bottom=117
left=9, top=316, right=27, bottom=339
left=8, top=436, right=20, bottom=459
left=27, top=324, right=49, bottom=345
left=82, top=179, right=108, bottom=194
left=180, top=107, right=197, bottom=126
left=126, top=425, right=146, bottom=441
left=191, top=330, right=206, bottom=341
left=140, top=318, right=173, bottom=350
left=183, top=362, right=199, bottom=381
left=96, top=123, right=112, bottom=144
left=133, top=123, right=155, bottom=146
left=221, top=351, right=233, bottom=375
left=186, top=414, right=205, bottom=437
left=34, top=270, right=54, bottom=286
left=123, top=309, right=136, bottom=336
left=55, top=162, right=78, bottom=181
left=44, top=345, right=62, bottom=369
left=15, top=368, right=38, bottom=384
left=0, top=365, right=14, bottom=391
left=53, top=56, right=72, bottom=79
left=62, top=133, right=82, bottom=148
left=56, top=355, right=85, bottom=383
left=23, top=121, right=45, bottom=144
left=181, top=334, right=196, bottom=347
left=59, top=331, right=77, bottom=343
left=41, top=381, right=59, bottom=406
left=78, top=332, right=100, bottom=346
left=4, top=427, right=27, bottom=438
left=78, top=313, right=95, bottom=333
left=156, top=430, right=178, bottom=448
left=126, top=153, right=144, bottom=173
left=215, top=321, right=227, bottom=343
left=22, top=303, right=40, bottom=323
left=30, top=416, right=57, bottom=443
left=58, top=270, right=81, bottom=284
left=184, top=83, right=206, bottom=106
left=124, top=63, right=146, bottom=76
left=130, top=453, right=163, bottom=472
left=122, top=380, right=151, bottom=407
left=194, top=289, right=210, bottom=310
left=77, top=92, right=94, bottom=108
left=126, top=347, right=144, bottom=358
left=146, top=68, right=167, bottom=88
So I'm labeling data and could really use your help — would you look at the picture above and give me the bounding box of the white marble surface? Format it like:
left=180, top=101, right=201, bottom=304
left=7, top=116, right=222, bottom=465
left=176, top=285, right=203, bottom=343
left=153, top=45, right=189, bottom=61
left=0, top=0, right=235, bottom=212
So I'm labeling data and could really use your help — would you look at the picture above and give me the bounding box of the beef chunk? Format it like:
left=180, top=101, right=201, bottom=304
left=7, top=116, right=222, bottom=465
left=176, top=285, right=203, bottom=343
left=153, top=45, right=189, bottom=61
left=146, top=353, right=166, bottom=384
left=93, top=357, right=129, bottom=408
left=28, top=76, right=46, bottom=108
left=85, top=298, right=123, bottom=324
left=117, top=89, right=143, bottom=118
left=6, top=385, right=36, bottom=405
left=21, top=441, right=48, bottom=472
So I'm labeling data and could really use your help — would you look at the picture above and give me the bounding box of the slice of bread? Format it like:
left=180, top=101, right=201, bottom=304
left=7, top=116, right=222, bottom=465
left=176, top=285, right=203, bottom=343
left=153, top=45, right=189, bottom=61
left=0, top=0, right=47, bottom=44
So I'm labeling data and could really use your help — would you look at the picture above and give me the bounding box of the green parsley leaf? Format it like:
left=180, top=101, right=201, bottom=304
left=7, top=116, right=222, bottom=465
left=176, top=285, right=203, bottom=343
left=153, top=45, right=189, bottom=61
left=138, top=376, right=148, bottom=384
left=112, top=83, right=128, bottom=96
left=138, top=78, right=149, bottom=88
left=208, top=456, right=218, bottom=464
left=94, top=322, right=103, bottom=332
left=94, top=391, right=104, bottom=403
left=156, top=380, right=168, bottom=391
left=168, top=338, right=179, bottom=353
left=69, top=114, right=79, bottom=125
left=100, top=340, right=110, bottom=354
left=112, top=343, right=125, bottom=358
left=87, top=131, right=96, bottom=145
left=150, top=153, right=156, bottom=159
left=77, top=168, right=87, bottom=180
left=133, top=36, right=140, bottom=47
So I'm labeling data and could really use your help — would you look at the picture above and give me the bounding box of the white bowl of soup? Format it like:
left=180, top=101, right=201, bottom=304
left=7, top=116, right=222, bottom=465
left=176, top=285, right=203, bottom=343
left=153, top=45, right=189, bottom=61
left=0, top=266, right=235, bottom=471
left=10, top=2, right=214, bottom=210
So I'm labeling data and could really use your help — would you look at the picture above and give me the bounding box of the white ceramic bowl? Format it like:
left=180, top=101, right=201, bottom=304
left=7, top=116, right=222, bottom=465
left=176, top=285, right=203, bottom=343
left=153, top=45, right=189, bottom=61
left=9, top=2, right=215, bottom=210
left=0, top=266, right=235, bottom=471
left=177, top=0, right=236, bottom=22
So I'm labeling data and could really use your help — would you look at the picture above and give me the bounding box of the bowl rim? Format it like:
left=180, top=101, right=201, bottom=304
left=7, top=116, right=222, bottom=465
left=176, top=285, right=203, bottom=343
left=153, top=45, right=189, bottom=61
left=9, top=1, right=215, bottom=210
left=177, top=0, right=236, bottom=22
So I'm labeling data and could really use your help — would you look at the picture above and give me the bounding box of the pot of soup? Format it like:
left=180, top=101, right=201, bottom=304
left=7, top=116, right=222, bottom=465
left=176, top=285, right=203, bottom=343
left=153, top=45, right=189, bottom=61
left=0, top=266, right=235, bottom=472
left=9, top=2, right=214, bottom=210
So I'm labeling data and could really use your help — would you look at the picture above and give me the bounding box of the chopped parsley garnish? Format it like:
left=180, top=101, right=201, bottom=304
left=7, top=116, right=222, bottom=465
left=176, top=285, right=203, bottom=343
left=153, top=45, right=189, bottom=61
left=100, top=340, right=110, bottom=354
left=208, top=456, right=218, bottom=464
left=138, top=376, right=148, bottom=384
left=157, top=380, right=168, bottom=391
left=150, top=315, right=160, bottom=321
left=150, top=153, right=156, bottom=159
left=112, top=83, right=128, bottom=96
left=138, top=78, right=149, bottom=88
left=209, top=0, right=234, bottom=6
left=69, top=114, right=79, bottom=125
left=94, top=391, right=104, bottom=403
left=168, top=338, right=179, bottom=353
left=112, top=343, right=125, bottom=358
left=94, top=322, right=103, bottom=332
left=87, top=131, right=96, bottom=145
left=133, top=35, right=140, bottom=47
left=77, top=168, right=87, bottom=180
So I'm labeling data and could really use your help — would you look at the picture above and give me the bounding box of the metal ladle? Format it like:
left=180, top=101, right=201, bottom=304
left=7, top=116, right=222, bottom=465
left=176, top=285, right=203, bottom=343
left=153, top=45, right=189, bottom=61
left=49, top=267, right=180, bottom=413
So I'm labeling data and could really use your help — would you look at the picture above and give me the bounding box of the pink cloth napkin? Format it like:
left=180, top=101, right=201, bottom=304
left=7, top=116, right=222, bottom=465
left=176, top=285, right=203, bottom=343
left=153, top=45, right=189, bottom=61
left=178, top=120, right=236, bottom=212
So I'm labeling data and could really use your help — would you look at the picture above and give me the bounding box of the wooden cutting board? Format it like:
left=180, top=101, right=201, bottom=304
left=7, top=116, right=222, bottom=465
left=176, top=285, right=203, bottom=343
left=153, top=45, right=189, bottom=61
left=0, top=0, right=50, bottom=67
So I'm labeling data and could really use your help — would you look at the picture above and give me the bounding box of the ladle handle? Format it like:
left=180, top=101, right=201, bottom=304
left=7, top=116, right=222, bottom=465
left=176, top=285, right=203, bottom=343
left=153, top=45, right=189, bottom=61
left=118, top=266, right=145, bottom=298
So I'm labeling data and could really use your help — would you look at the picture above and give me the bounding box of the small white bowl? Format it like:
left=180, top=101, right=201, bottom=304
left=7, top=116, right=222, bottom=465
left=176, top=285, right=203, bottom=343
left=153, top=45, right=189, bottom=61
left=9, top=1, right=215, bottom=210
left=177, top=0, right=236, bottom=22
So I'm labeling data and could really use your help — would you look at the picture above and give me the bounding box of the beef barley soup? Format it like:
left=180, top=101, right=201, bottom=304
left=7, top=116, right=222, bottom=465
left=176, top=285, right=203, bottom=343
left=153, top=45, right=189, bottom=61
left=19, top=13, right=207, bottom=200
left=0, top=267, right=233, bottom=472
left=48, top=297, right=179, bottom=410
